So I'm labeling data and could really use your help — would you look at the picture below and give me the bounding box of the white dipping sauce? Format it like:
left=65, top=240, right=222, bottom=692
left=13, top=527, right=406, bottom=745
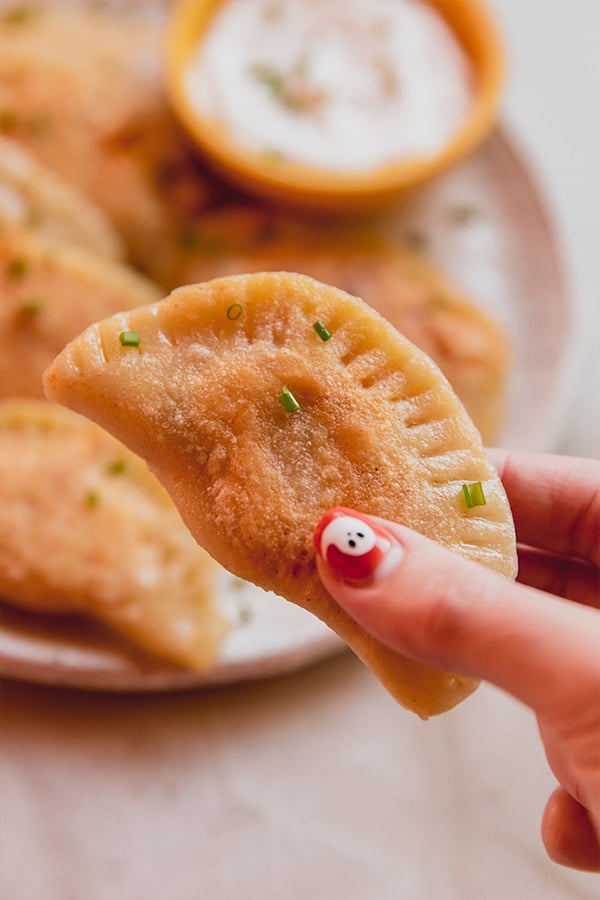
left=185, top=0, right=473, bottom=173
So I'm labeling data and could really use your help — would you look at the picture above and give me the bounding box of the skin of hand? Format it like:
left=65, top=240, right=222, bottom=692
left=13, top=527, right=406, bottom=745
left=314, top=450, right=600, bottom=872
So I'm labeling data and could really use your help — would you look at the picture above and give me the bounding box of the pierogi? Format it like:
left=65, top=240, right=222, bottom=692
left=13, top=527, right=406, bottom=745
left=44, top=273, right=517, bottom=717
left=0, top=11, right=211, bottom=277
left=0, top=136, right=124, bottom=259
left=0, top=398, right=228, bottom=669
left=0, top=227, right=160, bottom=399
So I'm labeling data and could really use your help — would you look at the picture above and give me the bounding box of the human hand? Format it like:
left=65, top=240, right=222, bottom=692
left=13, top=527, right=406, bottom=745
left=314, top=450, right=600, bottom=872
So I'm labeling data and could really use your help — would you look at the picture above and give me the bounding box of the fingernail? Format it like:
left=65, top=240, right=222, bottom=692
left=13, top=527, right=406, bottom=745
left=313, top=507, right=404, bottom=585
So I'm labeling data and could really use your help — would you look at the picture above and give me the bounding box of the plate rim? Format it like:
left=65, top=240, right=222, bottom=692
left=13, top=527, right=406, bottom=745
left=490, top=126, right=580, bottom=453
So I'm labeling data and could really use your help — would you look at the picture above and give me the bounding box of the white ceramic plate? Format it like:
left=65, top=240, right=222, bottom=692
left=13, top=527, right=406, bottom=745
left=0, top=127, right=574, bottom=692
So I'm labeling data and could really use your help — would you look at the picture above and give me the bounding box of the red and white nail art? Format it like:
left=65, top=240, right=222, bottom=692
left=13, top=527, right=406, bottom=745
left=314, top=507, right=395, bottom=582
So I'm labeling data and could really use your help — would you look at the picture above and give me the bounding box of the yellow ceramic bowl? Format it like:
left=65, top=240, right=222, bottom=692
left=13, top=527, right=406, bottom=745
left=165, top=0, right=504, bottom=211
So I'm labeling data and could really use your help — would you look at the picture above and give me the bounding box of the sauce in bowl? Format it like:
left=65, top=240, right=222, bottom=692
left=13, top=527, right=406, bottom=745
left=185, top=0, right=474, bottom=173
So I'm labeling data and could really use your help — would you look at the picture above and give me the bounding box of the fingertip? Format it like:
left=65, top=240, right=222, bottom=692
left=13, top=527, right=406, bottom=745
left=542, top=788, right=600, bottom=872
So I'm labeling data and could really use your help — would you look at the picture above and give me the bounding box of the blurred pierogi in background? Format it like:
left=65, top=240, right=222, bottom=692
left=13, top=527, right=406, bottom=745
left=0, top=399, right=227, bottom=669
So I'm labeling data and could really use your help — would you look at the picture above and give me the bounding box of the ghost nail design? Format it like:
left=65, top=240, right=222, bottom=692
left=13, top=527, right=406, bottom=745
left=314, top=507, right=397, bottom=582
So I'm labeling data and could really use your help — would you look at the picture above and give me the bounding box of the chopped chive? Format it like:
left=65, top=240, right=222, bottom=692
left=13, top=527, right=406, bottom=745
left=176, top=225, right=198, bottom=251
left=176, top=225, right=228, bottom=256
left=462, top=482, right=486, bottom=509
left=1, top=6, right=38, bottom=26
left=278, top=385, right=300, bottom=413
left=84, top=490, right=101, bottom=508
left=239, top=602, right=253, bottom=624
left=261, top=147, right=286, bottom=164
left=7, top=256, right=28, bottom=278
left=107, top=459, right=127, bottom=475
left=226, top=303, right=243, bottom=320
left=119, top=331, right=141, bottom=347
left=250, top=63, right=286, bottom=96
left=25, top=207, right=43, bottom=228
left=19, top=296, right=43, bottom=317
left=404, top=230, right=429, bottom=253
left=450, top=204, right=480, bottom=226
left=249, top=62, right=306, bottom=112
left=313, top=320, right=331, bottom=341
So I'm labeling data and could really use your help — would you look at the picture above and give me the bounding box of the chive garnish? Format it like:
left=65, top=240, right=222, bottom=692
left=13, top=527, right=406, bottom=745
left=176, top=225, right=199, bottom=251
left=119, top=331, right=141, bottom=347
left=239, top=602, right=252, bottom=624
left=450, top=204, right=480, bottom=226
left=226, top=303, right=243, bottom=320
left=249, top=62, right=314, bottom=113
left=25, top=207, right=43, bottom=228
left=313, top=320, right=331, bottom=341
left=250, top=63, right=286, bottom=97
left=2, top=6, right=38, bottom=26
left=462, top=482, right=486, bottom=509
left=19, top=297, right=42, bottom=317
left=176, top=225, right=227, bottom=256
left=107, top=459, right=127, bottom=475
left=7, top=256, right=28, bottom=278
left=404, top=230, right=429, bottom=253
left=278, top=385, right=300, bottom=413
left=261, top=147, right=286, bottom=164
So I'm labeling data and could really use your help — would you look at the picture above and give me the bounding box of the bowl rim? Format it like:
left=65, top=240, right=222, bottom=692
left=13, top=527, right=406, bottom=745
left=165, top=0, right=505, bottom=208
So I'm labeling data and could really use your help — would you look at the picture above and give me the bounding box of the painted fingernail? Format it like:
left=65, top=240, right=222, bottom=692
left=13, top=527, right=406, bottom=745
left=313, top=507, right=403, bottom=585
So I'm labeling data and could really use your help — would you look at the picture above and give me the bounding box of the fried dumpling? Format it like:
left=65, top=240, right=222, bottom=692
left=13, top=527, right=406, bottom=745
left=0, top=136, right=124, bottom=259
left=44, top=272, right=517, bottom=717
left=0, top=398, right=228, bottom=670
left=0, top=227, right=160, bottom=398
left=0, top=11, right=212, bottom=277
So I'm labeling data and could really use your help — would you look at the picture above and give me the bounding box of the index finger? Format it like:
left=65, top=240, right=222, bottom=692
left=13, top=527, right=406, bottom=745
left=487, top=450, right=600, bottom=567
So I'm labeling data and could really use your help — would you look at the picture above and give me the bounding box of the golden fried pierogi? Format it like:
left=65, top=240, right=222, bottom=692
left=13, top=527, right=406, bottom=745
left=0, top=11, right=211, bottom=276
left=0, top=399, right=228, bottom=670
left=0, top=227, right=160, bottom=398
left=0, top=136, right=124, bottom=259
left=45, top=272, right=517, bottom=717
